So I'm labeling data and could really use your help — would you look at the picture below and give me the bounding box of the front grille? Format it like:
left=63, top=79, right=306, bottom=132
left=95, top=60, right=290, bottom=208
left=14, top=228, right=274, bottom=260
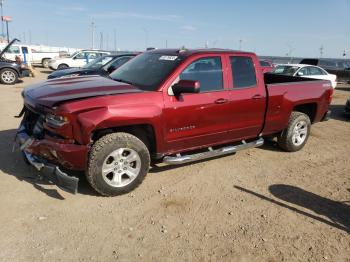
left=23, top=106, right=45, bottom=139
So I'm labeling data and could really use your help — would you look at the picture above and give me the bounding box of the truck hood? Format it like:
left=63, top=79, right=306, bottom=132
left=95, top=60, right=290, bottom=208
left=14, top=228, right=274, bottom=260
left=23, top=75, right=143, bottom=107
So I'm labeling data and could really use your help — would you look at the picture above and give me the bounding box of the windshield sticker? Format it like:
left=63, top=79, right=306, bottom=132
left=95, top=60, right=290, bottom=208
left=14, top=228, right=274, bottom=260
left=159, top=55, right=178, bottom=61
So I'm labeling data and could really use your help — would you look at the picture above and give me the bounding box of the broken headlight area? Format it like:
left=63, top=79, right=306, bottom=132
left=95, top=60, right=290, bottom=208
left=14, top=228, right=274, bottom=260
left=45, top=113, right=69, bottom=128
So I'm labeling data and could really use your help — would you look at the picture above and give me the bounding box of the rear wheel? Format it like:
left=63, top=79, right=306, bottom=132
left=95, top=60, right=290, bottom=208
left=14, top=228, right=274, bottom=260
left=87, top=132, right=150, bottom=196
left=0, top=68, right=18, bottom=85
left=278, top=112, right=311, bottom=152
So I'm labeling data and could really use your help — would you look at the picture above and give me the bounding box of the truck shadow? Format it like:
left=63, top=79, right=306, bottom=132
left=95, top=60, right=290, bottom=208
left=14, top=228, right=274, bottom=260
left=234, top=185, right=350, bottom=234
left=329, top=104, right=349, bottom=122
left=0, top=129, right=97, bottom=200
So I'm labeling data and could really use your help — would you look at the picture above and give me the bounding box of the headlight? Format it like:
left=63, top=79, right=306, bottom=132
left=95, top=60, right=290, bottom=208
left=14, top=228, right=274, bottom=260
left=45, top=113, right=69, bottom=128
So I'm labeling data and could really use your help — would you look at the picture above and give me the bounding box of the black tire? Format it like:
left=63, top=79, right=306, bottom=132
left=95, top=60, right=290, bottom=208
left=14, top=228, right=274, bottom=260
left=278, top=111, right=311, bottom=152
left=87, top=132, right=150, bottom=196
left=57, top=64, right=69, bottom=70
left=42, top=58, right=50, bottom=68
left=0, top=68, right=18, bottom=85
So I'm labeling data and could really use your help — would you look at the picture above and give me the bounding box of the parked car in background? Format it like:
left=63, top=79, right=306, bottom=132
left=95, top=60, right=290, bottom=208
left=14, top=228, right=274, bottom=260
left=48, top=50, right=110, bottom=70
left=0, top=39, right=28, bottom=85
left=345, top=97, right=350, bottom=116
left=16, top=49, right=333, bottom=195
left=300, top=58, right=350, bottom=84
left=259, top=60, right=274, bottom=73
left=272, top=64, right=337, bottom=88
left=47, top=53, right=138, bottom=79
left=0, top=43, right=60, bottom=68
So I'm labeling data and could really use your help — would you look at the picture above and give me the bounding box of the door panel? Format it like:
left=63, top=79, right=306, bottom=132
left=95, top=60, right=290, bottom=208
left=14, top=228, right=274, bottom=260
left=163, top=91, right=232, bottom=152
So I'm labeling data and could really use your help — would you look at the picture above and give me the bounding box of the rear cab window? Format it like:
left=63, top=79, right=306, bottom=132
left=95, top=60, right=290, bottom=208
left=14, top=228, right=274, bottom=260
left=229, top=56, right=257, bottom=88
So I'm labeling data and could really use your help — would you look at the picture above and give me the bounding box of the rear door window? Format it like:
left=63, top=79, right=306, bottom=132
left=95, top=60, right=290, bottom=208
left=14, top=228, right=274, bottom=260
left=230, top=56, right=257, bottom=88
left=309, top=67, right=324, bottom=75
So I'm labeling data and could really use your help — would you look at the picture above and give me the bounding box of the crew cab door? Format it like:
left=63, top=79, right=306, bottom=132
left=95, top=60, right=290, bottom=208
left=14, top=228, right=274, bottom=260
left=162, top=55, right=232, bottom=153
left=225, top=55, right=266, bottom=140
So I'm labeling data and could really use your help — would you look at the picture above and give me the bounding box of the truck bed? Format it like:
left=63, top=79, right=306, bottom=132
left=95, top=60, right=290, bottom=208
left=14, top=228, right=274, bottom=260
left=262, top=73, right=332, bottom=136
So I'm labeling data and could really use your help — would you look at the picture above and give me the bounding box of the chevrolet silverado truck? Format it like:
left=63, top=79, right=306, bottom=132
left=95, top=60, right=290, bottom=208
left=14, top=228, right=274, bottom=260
left=15, top=49, right=333, bottom=196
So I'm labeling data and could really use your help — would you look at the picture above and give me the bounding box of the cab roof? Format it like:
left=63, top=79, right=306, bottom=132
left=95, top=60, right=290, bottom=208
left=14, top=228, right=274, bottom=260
left=148, top=48, right=255, bottom=58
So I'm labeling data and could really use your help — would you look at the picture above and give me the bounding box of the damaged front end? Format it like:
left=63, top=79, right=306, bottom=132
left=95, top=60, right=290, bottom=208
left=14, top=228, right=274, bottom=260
left=14, top=104, right=88, bottom=194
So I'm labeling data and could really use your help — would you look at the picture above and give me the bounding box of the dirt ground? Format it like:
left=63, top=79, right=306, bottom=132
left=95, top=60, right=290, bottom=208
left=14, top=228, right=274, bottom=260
left=0, top=68, right=349, bottom=262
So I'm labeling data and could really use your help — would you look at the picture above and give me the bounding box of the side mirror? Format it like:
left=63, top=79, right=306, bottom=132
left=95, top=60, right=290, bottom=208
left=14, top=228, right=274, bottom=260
left=172, top=80, right=200, bottom=96
left=297, top=71, right=304, bottom=76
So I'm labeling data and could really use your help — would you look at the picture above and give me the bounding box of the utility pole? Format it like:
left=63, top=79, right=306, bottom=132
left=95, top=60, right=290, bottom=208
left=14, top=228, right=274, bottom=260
left=0, top=0, right=4, bottom=39
left=29, top=30, right=32, bottom=45
left=165, top=39, right=168, bottom=48
left=91, top=20, right=95, bottom=49
left=113, top=28, right=117, bottom=51
left=106, top=33, right=109, bottom=50
left=319, top=45, right=324, bottom=58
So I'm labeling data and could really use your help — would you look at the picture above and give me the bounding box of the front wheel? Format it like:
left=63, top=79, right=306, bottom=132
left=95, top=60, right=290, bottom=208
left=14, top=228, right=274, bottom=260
left=0, top=68, right=18, bottom=85
left=278, top=112, right=311, bottom=152
left=57, top=64, right=69, bottom=70
left=42, top=58, right=50, bottom=68
left=86, top=132, right=150, bottom=196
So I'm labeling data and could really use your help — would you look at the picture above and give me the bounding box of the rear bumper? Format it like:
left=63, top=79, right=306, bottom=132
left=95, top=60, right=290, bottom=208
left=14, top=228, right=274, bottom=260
left=15, top=127, right=89, bottom=194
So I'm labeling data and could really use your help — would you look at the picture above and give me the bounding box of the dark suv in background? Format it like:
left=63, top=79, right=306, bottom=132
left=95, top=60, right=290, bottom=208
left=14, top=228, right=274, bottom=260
left=300, top=58, right=350, bottom=83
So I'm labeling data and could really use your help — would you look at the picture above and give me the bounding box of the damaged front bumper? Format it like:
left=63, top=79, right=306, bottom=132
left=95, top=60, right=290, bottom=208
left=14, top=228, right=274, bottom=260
left=23, top=150, right=79, bottom=194
left=14, top=127, right=85, bottom=194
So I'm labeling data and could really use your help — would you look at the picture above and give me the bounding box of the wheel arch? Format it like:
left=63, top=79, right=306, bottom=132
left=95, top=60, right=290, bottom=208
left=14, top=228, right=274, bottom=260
left=293, top=103, right=318, bottom=123
left=91, top=124, right=157, bottom=157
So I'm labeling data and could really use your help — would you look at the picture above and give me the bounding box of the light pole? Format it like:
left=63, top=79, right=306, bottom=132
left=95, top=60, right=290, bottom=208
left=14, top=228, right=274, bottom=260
left=0, top=0, right=4, bottom=39
left=91, top=20, right=95, bottom=49
left=239, top=39, right=242, bottom=50
left=113, top=28, right=117, bottom=51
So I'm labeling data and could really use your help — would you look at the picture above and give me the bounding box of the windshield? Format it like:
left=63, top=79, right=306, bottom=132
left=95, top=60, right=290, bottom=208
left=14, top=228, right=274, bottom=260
left=83, top=55, right=114, bottom=69
left=110, top=53, right=183, bottom=91
left=68, top=51, right=80, bottom=58
left=272, top=65, right=300, bottom=76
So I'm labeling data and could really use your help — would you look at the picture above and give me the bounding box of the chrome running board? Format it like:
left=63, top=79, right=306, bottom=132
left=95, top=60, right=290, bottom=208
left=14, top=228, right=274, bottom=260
left=163, top=138, right=264, bottom=165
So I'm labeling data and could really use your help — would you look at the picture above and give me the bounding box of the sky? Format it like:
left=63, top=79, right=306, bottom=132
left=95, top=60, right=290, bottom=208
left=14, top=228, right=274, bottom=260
left=3, top=0, right=350, bottom=58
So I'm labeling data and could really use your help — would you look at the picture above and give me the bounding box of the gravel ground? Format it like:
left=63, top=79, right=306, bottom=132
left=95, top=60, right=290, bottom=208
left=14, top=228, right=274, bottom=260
left=0, top=69, right=349, bottom=262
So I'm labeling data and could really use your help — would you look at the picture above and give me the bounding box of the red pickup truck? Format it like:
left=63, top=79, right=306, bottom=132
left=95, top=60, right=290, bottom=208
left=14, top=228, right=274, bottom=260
left=15, top=49, right=333, bottom=196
